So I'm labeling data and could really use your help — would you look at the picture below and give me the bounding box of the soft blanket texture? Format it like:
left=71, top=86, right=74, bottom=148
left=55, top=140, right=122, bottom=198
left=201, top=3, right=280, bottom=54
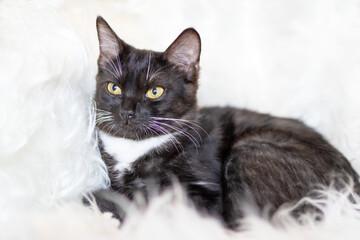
left=1, top=0, right=360, bottom=239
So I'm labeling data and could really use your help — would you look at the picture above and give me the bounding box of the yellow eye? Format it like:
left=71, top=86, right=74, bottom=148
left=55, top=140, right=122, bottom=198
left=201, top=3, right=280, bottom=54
left=107, top=82, right=121, bottom=95
left=146, top=87, right=164, bottom=99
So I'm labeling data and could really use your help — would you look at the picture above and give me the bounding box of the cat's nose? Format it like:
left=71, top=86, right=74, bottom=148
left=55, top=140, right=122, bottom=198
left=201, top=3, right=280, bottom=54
left=120, top=110, right=136, bottom=121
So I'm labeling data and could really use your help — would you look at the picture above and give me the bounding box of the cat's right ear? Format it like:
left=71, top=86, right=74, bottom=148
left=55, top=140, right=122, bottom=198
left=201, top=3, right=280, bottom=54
left=164, top=28, right=201, bottom=81
left=96, top=16, right=123, bottom=67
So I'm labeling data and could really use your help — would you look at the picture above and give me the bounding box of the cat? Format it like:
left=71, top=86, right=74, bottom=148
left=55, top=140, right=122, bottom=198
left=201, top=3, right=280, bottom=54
left=92, top=16, right=360, bottom=228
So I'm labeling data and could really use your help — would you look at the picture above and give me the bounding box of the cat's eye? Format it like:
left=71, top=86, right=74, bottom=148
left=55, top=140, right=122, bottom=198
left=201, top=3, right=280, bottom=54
left=146, top=87, right=164, bottom=99
left=107, top=82, right=121, bottom=95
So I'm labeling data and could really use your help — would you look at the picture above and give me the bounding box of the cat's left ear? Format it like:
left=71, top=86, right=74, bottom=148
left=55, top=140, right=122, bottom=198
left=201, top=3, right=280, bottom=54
left=164, top=28, right=201, bottom=81
left=96, top=16, right=126, bottom=67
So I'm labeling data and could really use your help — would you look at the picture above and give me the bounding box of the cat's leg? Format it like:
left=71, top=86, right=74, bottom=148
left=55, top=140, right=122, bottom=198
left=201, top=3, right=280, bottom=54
left=222, top=141, right=331, bottom=228
left=83, top=189, right=129, bottom=224
left=222, top=149, right=254, bottom=229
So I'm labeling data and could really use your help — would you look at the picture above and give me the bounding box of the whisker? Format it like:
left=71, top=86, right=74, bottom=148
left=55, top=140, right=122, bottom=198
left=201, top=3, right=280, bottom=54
left=149, top=122, right=183, bottom=154
left=172, top=121, right=202, bottom=141
left=143, top=124, right=158, bottom=136
left=95, top=108, right=117, bottom=133
left=116, top=55, right=123, bottom=77
left=148, top=65, right=167, bottom=82
left=95, top=108, right=113, bottom=114
left=146, top=52, right=151, bottom=81
left=150, top=116, right=210, bottom=140
left=153, top=120, right=200, bottom=149
left=143, top=124, right=169, bottom=154
left=142, top=124, right=152, bottom=136
left=102, top=121, right=114, bottom=132
left=107, top=55, right=122, bottom=78
left=103, top=68, right=119, bottom=79
left=95, top=109, right=114, bottom=123
left=166, top=119, right=205, bottom=143
left=102, top=55, right=121, bottom=78
left=109, top=122, right=118, bottom=134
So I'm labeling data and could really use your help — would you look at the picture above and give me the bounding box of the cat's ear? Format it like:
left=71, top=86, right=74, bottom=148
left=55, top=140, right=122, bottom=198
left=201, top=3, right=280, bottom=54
left=164, top=28, right=201, bottom=80
left=96, top=16, right=124, bottom=66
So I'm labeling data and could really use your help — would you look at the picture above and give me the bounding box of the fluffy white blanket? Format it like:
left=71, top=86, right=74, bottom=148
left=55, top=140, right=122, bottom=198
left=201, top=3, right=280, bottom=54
left=1, top=0, right=360, bottom=239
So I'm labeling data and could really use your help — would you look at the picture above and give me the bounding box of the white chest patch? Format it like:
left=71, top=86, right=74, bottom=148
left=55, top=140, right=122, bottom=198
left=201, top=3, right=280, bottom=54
left=99, top=131, right=173, bottom=174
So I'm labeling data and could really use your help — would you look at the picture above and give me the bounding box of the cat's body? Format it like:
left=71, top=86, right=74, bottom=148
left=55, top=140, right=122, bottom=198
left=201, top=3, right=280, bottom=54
left=93, top=16, right=360, bottom=228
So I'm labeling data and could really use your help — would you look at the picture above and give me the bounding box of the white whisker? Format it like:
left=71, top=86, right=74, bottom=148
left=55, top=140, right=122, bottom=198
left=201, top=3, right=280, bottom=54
left=146, top=52, right=151, bottom=81
left=149, top=122, right=183, bottom=154
left=153, top=120, right=200, bottom=150
left=148, top=65, right=167, bottom=82
left=102, top=55, right=121, bottom=78
left=151, top=116, right=211, bottom=140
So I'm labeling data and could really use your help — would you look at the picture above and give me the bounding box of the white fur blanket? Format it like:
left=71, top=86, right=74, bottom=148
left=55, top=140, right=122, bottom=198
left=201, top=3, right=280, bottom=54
left=1, top=0, right=360, bottom=239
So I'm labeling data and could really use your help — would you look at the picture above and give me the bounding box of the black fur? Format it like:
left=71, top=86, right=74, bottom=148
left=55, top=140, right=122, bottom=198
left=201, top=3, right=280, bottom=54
left=91, top=16, right=360, bottom=229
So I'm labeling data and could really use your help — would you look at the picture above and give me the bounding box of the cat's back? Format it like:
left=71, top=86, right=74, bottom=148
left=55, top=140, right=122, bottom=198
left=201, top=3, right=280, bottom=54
left=200, top=106, right=317, bottom=136
left=200, top=106, right=341, bottom=148
left=199, top=106, right=359, bottom=194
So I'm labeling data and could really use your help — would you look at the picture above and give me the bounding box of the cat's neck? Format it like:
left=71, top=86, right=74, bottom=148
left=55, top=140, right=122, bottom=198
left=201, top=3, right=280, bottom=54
left=98, top=131, right=174, bottom=174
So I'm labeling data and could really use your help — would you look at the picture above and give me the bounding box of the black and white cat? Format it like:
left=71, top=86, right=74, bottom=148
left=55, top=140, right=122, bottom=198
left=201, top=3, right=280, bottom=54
left=92, top=16, right=360, bottom=228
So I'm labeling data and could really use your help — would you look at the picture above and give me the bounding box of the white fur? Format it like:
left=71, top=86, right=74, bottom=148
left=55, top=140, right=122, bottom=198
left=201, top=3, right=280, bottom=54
left=1, top=0, right=360, bottom=239
left=98, top=22, right=120, bottom=58
left=99, top=131, right=173, bottom=174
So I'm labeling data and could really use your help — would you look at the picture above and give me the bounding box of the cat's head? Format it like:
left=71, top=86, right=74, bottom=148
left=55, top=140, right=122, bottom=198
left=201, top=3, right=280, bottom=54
left=95, top=16, right=201, bottom=140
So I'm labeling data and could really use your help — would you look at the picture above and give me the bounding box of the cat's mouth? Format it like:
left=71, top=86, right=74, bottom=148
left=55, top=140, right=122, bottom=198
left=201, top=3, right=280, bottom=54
left=96, top=111, right=198, bottom=140
left=96, top=117, right=172, bottom=140
left=96, top=120, right=147, bottom=140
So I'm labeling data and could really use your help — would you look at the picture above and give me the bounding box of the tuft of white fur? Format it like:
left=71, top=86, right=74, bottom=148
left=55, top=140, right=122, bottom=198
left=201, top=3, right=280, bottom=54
left=1, top=0, right=360, bottom=239
left=0, top=0, right=109, bottom=210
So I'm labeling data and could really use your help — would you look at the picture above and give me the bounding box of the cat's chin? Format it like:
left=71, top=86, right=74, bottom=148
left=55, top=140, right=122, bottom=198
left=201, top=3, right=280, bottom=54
left=98, top=125, right=156, bottom=141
